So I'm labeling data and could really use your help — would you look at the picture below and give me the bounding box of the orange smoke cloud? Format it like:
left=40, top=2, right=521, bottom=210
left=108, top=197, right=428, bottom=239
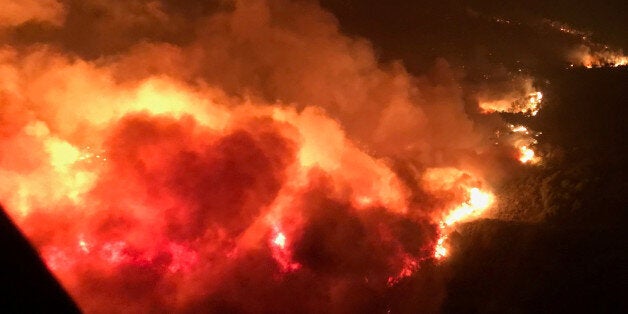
left=0, top=0, right=65, bottom=27
left=0, top=0, right=515, bottom=312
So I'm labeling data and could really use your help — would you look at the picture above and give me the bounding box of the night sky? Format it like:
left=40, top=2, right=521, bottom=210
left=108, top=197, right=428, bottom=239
left=0, top=1, right=626, bottom=313
left=322, top=0, right=628, bottom=70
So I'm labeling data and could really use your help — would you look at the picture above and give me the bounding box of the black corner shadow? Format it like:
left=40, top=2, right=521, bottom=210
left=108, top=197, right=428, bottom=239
left=0, top=205, right=81, bottom=313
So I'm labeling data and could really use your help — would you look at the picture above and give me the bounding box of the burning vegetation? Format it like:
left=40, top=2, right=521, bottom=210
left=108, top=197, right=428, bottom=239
left=0, top=1, right=504, bottom=311
left=479, top=91, right=543, bottom=116
left=0, top=0, right=622, bottom=313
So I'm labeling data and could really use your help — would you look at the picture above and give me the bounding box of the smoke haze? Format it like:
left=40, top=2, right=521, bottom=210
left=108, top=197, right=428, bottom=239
left=0, top=0, right=625, bottom=313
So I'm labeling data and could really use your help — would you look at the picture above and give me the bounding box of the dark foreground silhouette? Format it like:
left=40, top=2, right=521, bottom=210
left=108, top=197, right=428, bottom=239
left=0, top=205, right=80, bottom=313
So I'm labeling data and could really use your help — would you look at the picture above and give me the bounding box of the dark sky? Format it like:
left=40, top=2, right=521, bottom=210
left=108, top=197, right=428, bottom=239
left=321, top=0, right=628, bottom=73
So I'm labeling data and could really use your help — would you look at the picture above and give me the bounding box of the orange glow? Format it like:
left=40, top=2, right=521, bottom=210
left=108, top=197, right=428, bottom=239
left=510, top=125, right=529, bottom=133
left=422, top=168, right=495, bottom=259
left=269, top=228, right=301, bottom=272
left=1, top=68, right=426, bottom=301
left=434, top=236, right=448, bottom=259
left=387, top=254, right=420, bottom=286
left=479, top=91, right=542, bottom=116
left=433, top=186, right=494, bottom=259
left=518, top=145, right=536, bottom=164
left=273, top=232, right=287, bottom=248
left=78, top=235, right=90, bottom=253
left=505, top=123, right=542, bottom=165
left=443, top=187, right=493, bottom=227
left=0, top=1, right=533, bottom=309
left=570, top=45, right=628, bottom=68
left=0, top=0, right=65, bottom=27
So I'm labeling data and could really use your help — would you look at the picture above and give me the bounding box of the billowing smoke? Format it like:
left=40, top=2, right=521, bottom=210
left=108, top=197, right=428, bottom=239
left=0, top=0, right=543, bottom=312
left=0, top=0, right=65, bottom=27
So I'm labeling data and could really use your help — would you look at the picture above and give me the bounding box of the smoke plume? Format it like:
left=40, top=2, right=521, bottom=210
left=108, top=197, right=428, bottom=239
left=0, top=0, right=544, bottom=312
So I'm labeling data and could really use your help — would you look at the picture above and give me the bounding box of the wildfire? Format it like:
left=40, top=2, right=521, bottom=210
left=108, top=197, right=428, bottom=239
left=479, top=91, right=542, bottom=116
left=580, top=51, right=627, bottom=68
left=0, top=0, right=551, bottom=311
left=518, top=145, right=536, bottom=164
left=273, top=232, right=286, bottom=248
left=503, top=124, right=542, bottom=165
left=539, top=19, right=627, bottom=68
left=434, top=236, right=448, bottom=259
left=568, top=45, right=628, bottom=68
left=442, top=187, right=493, bottom=227
left=481, top=80, right=545, bottom=166
left=433, top=186, right=494, bottom=259
left=269, top=228, right=301, bottom=273
left=510, top=125, right=529, bottom=133
left=542, top=19, right=591, bottom=40
left=421, top=168, right=495, bottom=259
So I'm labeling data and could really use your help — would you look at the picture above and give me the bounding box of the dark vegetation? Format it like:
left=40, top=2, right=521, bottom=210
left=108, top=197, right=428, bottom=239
left=444, top=67, right=627, bottom=313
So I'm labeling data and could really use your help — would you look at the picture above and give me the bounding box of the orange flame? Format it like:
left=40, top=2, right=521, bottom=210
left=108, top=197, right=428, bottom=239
left=442, top=187, right=493, bottom=227
left=518, top=145, right=536, bottom=164
left=434, top=236, right=448, bottom=259
left=422, top=168, right=495, bottom=259
left=269, top=228, right=301, bottom=272
left=570, top=45, right=628, bottom=68
left=433, top=186, right=494, bottom=259
left=479, top=91, right=542, bottom=116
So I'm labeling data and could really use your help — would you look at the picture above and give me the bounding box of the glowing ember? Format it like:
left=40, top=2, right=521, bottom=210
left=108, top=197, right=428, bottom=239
left=542, top=19, right=591, bottom=40
left=387, top=254, right=420, bottom=286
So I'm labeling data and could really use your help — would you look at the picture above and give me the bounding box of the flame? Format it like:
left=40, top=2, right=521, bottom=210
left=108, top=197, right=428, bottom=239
left=442, top=187, right=493, bottom=227
left=421, top=168, right=495, bottom=259
left=514, top=141, right=540, bottom=165
left=569, top=45, right=628, bottom=68
left=273, top=232, right=287, bottom=248
left=503, top=124, right=542, bottom=165
left=518, top=145, right=536, bottom=164
left=539, top=19, right=626, bottom=68
left=269, top=228, right=301, bottom=272
left=433, top=186, right=494, bottom=259
left=0, top=0, right=545, bottom=310
left=510, top=125, right=529, bottom=133
left=481, top=84, right=545, bottom=166
left=434, top=236, right=448, bottom=259
left=583, top=52, right=627, bottom=68
left=479, top=92, right=542, bottom=116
